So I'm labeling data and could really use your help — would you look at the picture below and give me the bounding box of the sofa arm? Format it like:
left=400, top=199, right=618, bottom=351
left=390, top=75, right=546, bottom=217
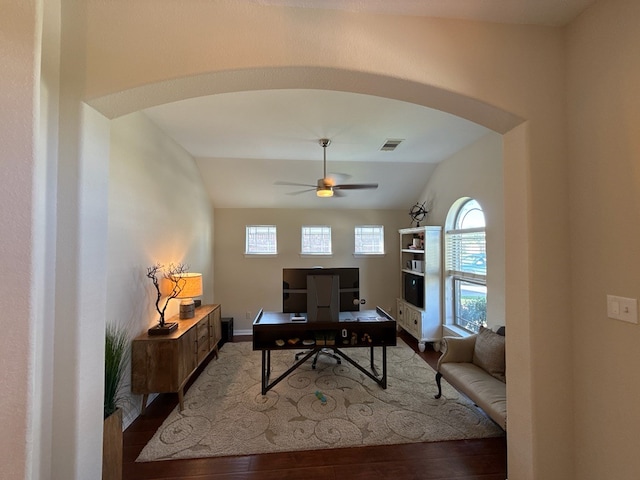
left=436, top=335, right=477, bottom=370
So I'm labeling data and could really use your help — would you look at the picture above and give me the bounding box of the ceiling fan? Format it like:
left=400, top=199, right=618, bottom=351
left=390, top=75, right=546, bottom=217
left=276, top=139, right=379, bottom=198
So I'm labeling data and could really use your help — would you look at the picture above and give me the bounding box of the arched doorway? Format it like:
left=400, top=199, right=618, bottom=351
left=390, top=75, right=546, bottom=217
left=86, top=66, right=531, bottom=476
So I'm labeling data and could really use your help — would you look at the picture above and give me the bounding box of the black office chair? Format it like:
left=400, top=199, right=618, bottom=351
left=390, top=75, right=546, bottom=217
left=295, top=347, right=341, bottom=370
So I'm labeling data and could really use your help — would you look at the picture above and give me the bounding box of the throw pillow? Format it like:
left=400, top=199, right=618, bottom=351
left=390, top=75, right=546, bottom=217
left=472, top=326, right=506, bottom=382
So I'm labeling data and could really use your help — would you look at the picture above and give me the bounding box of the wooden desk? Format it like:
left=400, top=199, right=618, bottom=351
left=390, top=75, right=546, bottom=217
left=131, top=304, right=221, bottom=413
left=253, top=307, right=396, bottom=395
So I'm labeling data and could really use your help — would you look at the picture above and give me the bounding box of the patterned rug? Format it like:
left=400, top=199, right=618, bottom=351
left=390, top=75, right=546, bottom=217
left=136, top=340, right=503, bottom=461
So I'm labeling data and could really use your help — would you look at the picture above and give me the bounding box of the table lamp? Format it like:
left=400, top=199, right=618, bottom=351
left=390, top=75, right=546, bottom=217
left=175, top=273, right=202, bottom=319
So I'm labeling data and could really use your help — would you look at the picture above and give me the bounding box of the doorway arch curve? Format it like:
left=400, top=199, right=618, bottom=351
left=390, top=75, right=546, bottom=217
left=88, top=66, right=522, bottom=133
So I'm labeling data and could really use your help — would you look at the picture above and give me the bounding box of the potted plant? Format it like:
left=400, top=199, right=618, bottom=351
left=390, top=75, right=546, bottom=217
left=103, top=323, right=130, bottom=480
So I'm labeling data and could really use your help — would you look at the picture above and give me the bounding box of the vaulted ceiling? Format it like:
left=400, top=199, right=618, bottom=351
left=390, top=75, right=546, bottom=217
left=141, top=0, right=596, bottom=210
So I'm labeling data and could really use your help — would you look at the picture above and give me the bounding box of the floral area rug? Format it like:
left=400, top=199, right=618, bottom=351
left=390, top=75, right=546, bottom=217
left=136, top=340, right=503, bottom=461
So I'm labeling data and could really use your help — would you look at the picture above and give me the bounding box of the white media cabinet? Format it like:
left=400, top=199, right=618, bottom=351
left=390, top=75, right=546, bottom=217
left=397, top=226, right=442, bottom=350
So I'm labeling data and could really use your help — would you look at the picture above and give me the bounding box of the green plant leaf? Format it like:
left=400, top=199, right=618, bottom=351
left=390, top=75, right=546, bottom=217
left=104, top=324, right=131, bottom=419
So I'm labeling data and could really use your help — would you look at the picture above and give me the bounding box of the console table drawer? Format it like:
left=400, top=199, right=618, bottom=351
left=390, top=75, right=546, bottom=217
left=196, top=316, right=209, bottom=337
left=197, top=335, right=209, bottom=362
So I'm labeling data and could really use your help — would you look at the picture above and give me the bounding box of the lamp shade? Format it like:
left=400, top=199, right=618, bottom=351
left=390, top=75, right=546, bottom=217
left=174, top=273, right=202, bottom=319
left=175, top=273, right=203, bottom=299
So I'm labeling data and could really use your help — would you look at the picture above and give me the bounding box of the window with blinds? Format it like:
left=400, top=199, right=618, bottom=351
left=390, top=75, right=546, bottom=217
left=354, top=225, right=385, bottom=254
left=301, top=225, right=332, bottom=255
left=445, top=198, right=487, bottom=333
left=245, top=225, right=277, bottom=254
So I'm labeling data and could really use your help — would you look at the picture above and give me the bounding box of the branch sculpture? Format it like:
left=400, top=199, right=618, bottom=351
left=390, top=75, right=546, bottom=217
left=146, top=263, right=188, bottom=327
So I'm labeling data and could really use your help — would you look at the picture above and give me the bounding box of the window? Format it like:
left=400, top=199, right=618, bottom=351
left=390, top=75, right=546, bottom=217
left=301, top=226, right=332, bottom=255
left=445, top=199, right=486, bottom=333
left=354, top=225, right=385, bottom=254
left=245, top=225, right=277, bottom=254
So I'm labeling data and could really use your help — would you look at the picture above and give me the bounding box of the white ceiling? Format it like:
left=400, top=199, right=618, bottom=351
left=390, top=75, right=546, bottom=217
left=144, top=90, right=491, bottom=210
left=141, top=0, right=596, bottom=210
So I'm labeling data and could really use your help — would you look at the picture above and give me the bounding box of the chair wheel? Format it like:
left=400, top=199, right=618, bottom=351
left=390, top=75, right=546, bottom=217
left=312, top=365, right=316, bottom=370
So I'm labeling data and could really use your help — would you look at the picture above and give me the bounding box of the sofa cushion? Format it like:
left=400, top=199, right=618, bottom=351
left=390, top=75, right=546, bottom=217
left=472, top=326, right=506, bottom=382
left=439, top=362, right=507, bottom=430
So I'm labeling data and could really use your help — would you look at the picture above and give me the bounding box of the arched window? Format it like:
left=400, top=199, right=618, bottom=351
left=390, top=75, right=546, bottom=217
left=445, top=198, right=487, bottom=333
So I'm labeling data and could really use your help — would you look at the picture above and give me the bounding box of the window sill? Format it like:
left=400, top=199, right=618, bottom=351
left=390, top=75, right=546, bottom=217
left=353, top=253, right=386, bottom=258
left=244, top=253, right=278, bottom=258
left=299, top=253, right=332, bottom=258
left=443, top=324, right=475, bottom=338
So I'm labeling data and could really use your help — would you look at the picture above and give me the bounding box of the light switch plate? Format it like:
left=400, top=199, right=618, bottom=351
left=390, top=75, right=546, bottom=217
left=607, top=295, right=638, bottom=324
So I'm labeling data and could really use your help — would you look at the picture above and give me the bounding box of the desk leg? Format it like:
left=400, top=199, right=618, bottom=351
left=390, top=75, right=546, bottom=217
left=382, top=346, right=387, bottom=389
left=335, top=347, right=387, bottom=390
left=369, top=346, right=379, bottom=377
left=178, top=388, right=185, bottom=412
left=260, top=348, right=317, bottom=395
left=261, top=350, right=271, bottom=395
left=140, top=394, right=149, bottom=415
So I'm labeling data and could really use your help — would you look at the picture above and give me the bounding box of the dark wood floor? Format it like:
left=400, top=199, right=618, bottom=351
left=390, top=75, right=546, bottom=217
left=123, top=331, right=507, bottom=480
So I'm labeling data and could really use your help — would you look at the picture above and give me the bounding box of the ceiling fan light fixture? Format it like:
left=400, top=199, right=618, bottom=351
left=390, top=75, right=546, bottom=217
left=316, top=187, right=334, bottom=198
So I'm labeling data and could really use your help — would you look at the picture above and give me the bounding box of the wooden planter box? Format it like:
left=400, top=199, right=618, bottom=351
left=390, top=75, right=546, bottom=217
left=102, top=408, right=123, bottom=480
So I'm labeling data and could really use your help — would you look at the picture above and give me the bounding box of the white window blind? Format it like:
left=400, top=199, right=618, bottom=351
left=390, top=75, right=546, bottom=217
left=354, top=225, right=385, bottom=254
left=245, top=225, right=277, bottom=254
left=446, top=228, right=486, bottom=279
left=301, top=225, right=332, bottom=254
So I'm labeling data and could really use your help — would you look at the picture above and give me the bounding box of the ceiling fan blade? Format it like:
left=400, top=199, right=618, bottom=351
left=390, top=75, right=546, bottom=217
left=325, top=172, right=351, bottom=185
left=275, top=180, right=317, bottom=188
left=334, top=183, right=379, bottom=190
left=285, top=188, right=316, bottom=196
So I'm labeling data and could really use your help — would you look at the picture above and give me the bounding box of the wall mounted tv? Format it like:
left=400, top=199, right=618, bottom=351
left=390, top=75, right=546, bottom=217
left=282, top=267, right=360, bottom=314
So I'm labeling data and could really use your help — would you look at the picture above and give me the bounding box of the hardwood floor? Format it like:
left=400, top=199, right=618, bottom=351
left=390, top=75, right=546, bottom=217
left=123, top=332, right=507, bottom=480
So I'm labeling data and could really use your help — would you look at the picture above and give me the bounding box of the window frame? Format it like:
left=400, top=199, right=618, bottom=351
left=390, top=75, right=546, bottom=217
left=354, top=225, right=385, bottom=256
left=300, top=225, right=332, bottom=256
left=245, top=225, right=278, bottom=256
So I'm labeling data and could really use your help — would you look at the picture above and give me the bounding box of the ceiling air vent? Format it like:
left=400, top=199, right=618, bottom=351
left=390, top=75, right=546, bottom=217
left=380, top=139, right=403, bottom=151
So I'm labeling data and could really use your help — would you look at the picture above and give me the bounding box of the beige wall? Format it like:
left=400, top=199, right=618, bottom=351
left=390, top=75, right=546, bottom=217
left=214, top=209, right=407, bottom=332
left=567, top=1, right=640, bottom=478
left=107, top=111, right=214, bottom=427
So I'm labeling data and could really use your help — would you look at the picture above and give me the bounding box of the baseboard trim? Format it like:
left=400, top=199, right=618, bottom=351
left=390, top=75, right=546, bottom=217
left=234, top=328, right=253, bottom=337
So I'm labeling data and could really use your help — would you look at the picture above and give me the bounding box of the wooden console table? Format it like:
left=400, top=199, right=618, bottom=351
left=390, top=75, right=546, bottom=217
left=253, top=307, right=397, bottom=395
left=131, top=304, right=221, bottom=413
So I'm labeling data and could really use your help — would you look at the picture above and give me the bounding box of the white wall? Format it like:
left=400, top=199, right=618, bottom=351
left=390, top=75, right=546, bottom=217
left=0, top=2, right=43, bottom=478
left=107, top=111, right=214, bottom=427
left=419, top=133, right=505, bottom=329
left=214, top=209, right=408, bottom=332
left=567, top=1, right=640, bottom=478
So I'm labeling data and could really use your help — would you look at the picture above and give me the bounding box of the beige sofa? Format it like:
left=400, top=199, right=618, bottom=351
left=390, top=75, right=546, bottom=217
left=434, top=327, right=506, bottom=430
